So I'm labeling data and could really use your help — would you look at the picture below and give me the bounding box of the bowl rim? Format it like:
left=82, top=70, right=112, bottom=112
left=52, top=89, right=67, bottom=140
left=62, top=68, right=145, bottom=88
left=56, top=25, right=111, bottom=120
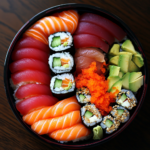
left=4, top=3, right=149, bottom=149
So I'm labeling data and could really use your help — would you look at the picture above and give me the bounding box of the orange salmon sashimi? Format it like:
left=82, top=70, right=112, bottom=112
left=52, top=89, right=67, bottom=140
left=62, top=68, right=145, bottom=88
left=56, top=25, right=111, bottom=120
left=61, top=58, right=70, bottom=66
left=49, top=123, right=91, bottom=142
left=31, top=110, right=81, bottom=135
left=24, top=10, right=79, bottom=44
left=23, top=96, right=81, bottom=125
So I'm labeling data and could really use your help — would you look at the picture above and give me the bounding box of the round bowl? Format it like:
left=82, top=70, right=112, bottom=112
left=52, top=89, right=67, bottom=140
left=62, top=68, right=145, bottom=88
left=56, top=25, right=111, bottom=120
left=4, top=3, right=148, bottom=149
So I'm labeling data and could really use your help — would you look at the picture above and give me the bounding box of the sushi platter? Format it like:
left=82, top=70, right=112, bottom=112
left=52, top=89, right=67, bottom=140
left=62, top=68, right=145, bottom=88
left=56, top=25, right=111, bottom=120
left=4, top=3, right=148, bottom=149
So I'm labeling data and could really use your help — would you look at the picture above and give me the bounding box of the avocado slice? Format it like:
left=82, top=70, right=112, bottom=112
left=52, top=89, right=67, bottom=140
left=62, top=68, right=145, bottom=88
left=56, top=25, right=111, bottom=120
left=84, top=110, right=93, bottom=119
left=107, top=76, right=120, bottom=92
left=63, top=64, right=69, bottom=68
left=121, top=39, right=136, bottom=54
left=105, top=119, right=113, bottom=128
left=53, top=57, right=61, bottom=68
left=93, top=125, right=103, bottom=140
left=118, top=72, right=124, bottom=78
left=129, top=76, right=143, bottom=92
left=133, top=53, right=144, bottom=68
left=109, top=55, right=119, bottom=65
left=109, top=44, right=120, bottom=56
left=64, top=81, right=72, bottom=90
left=54, top=79, right=62, bottom=88
left=109, top=65, right=120, bottom=76
left=118, top=54, right=130, bottom=73
left=129, top=60, right=140, bottom=72
left=119, top=51, right=133, bottom=61
left=117, top=93, right=127, bottom=104
left=122, top=72, right=130, bottom=89
left=129, top=72, right=142, bottom=82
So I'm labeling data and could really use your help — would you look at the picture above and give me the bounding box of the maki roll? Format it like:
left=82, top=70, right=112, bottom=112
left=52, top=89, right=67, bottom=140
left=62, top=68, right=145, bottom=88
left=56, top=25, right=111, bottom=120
left=50, top=73, right=75, bottom=99
left=81, top=104, right=102, bottom=127
left=76, top=87, right=91, bottom=104
left=48, top=32, right=75, bottom=55
left=100, top=115, right=120, bottom=134
left=110, top=105, right=130, bottom=123
left=48, top=52, right=74, bottom=75
left=116, top=89, right=137, bottom=110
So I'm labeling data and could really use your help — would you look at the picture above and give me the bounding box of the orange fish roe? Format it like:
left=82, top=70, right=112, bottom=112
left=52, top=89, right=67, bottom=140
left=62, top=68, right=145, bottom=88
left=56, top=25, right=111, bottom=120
left=75, top=62, right=118, bottom=116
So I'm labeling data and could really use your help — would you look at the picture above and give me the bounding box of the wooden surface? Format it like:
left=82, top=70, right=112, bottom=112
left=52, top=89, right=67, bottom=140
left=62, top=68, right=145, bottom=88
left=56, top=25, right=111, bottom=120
left=0, top=0, right=150, bottom=150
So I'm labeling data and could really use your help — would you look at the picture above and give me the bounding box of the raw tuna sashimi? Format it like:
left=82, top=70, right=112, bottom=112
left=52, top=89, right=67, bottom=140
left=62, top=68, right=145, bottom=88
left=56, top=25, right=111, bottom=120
left=14, top=84, right=52, bottom=100
left=14, top=36, right=50, bottom=54
left=75, top=47, right=105, bottom=63
left=80, top=13, right=126, bottom=41
left=73, top=34, right=109, bottom=53
left=10, top=70, right=51, bottom=89
left=23, top=96, right=81, bottom=125
left=16, top=95, right=58, bottom=115
left=75, top=56, right=103, bottom=75
left=49, top=123, right=91, bottom=142
left=74, top=22, right=115, bottom=45
left=11, top=48, right=49, bottom=63
left=31, top=110, right=81, bottom=135
left=9, top=58, right=50, bottom=75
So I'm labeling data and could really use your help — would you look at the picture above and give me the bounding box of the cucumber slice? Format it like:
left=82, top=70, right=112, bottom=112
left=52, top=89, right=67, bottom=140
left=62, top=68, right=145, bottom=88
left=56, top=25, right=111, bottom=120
left=84, top=111, right=93, bottom=119
left=53, top=57, right=61, bottom=68
left=54, top=79, right=62, bottom=88
left=118, top=93, right=127, bottom=104
left=51, top=36, right=61, bottom=48
left=117, top=109, right=124, bottom=116
left=105, top=119, right=113, bottom=128
left=79, top=94, right=85, bottom=102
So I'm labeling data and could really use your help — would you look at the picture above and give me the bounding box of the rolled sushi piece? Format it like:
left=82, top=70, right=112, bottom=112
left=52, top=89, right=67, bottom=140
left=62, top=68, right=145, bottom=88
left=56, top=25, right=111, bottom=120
left=48, top=32, right=75, bottom=55
left=76, top=87, right=91, bottom=104
left=100, top=115, right=120, bottom=134
left=81, top=104, right=102, bottom=127
left=116, top=89, right=137, bottom=110
left=50, top=73, right=75, bottom=99
left=48, top=52, right=74, bottom=75
left=110, top=105, right=130, bottom=123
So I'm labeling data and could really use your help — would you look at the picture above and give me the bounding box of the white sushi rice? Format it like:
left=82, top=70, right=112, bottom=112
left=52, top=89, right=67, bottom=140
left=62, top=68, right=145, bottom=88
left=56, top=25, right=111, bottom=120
left=50, top=73, right=75, bottom=94
left=48, top=52, right=74, bottom=74
left=48, top=32, right=73, bottom=51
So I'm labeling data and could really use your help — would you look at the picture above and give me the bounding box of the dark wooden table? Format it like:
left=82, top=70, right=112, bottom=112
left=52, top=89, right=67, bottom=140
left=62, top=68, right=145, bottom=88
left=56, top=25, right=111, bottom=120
left=1, top=0, right=150, bottom=150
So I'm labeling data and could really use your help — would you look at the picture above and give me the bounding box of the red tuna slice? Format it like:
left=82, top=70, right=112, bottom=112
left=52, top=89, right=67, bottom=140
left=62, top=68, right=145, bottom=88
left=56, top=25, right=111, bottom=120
left=75, top=56, right=103, bottom=75
left=74, top=22, right=115, bottom=45
left=73, top=34, right=109, bottom=53
left=80, top=13, right=126, bottom=41
left=9, top=58, right=50, bottom=75
left=16, top=95, right=58, bottom=115
left=14, top=84, right=52, bottom=100
left=11, top=70, right=51, bottom=89
left=75, top=47, right=105, bottom=63
left=11, top=48, right=49, bottom=64
left=14, top=36, right=50, bottom=54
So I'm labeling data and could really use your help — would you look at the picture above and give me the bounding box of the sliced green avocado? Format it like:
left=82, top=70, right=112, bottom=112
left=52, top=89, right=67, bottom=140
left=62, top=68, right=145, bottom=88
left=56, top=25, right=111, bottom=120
left=122, top=72, right=130, bottom=89
left=93, top=125, right=103, bottom=140
left=129, top=60, right=140, bottom=72
left=118, top=93, right=127, bottom=104
left=79, top=94, right=85, bottom=102
left=53, top=57, right=61, bottom=68
left=84, top=110, right=93, bottom=119
left=109, top=55, right=119, bottom=66
left=109, top=65, right=120, bottom=76
left=109, top=44, right=120, bottom=56
left=117, top=109, right=124, bottom=116
left=118, top=72, right=124, bottom=78
left=54, top=79, right=62, bottom=88
left=105, top=119, right=113, bottom=128
left=133, top=53, right=144, bottom=68
left=63, top=64, right=69, bottom=68
left=107, top=76, right=120, bottom=92
left=129, top=76, right=143, bottom=92
left=129, top=72, right=142, bottom=82
left=118, top=51, right=133, bottom=61
left=121, top=39, right=136, bottom=54
left=64, top=81, right=72, bottom=90
left=118, top=54, right=130, bottom=73
left=51, top=36, right=61, bottom=48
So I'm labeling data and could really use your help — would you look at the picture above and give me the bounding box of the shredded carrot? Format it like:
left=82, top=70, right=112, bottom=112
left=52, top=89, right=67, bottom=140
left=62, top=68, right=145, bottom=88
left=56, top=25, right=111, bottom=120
left=75, top=62, right=118, bottom=116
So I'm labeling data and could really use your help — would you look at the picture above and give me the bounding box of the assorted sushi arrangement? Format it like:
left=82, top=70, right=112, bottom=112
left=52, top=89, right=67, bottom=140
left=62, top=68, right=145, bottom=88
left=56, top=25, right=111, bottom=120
left=8, top=8, right=145, bottom=144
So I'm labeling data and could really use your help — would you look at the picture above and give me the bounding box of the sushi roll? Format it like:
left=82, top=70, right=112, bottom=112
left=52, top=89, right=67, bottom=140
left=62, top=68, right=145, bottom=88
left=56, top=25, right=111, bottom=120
left=116, top=89, right=137, bottom=110
left=48, top=32, right=75, bottom=55
left=110, top=105, right=130, bottom=123
left=100, top=115, right=120, bottom=134
left=50, top=73, right=75, bottom=99
left=81, top=104, right=102, bottom=127
left=76, top=87, right=91, bottom=104
left=48, top=52, right=74, bottom=75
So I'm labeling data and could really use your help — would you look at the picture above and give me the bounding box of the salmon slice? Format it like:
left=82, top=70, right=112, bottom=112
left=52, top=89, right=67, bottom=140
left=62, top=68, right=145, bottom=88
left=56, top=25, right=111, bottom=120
left=75, top=47, right=105, bottom=63
left=61, top=58, right=70, bottom=66
left=62, top=78, right=71, bottom=88
left=31, top=110, right=81, bottom=135
left=49, top=123, right=91, bottom=142
left=23, top=96, right=81, bottom=125
left=14, top=84, right=52, bottom=100
left=9, top=58, right=50, bottom=75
